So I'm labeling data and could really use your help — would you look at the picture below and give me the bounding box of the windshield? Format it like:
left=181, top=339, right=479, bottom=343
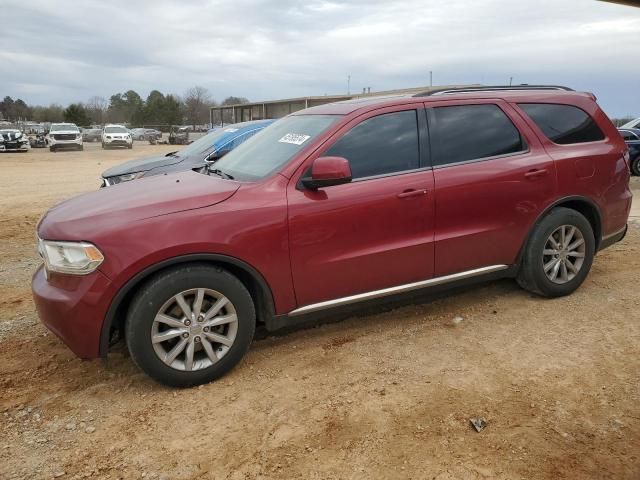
left=104, top=126, right=128, bottom=133
left=177, top=126, right=243, bottom=158
left=50, top=124, right=79, bottom=132
left=212, top=115, right=338, bottom=181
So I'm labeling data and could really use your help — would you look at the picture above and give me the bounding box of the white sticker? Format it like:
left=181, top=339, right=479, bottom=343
left=223, top=128, right=239, bottom=133
left=278, top=133, right=311, bottom=145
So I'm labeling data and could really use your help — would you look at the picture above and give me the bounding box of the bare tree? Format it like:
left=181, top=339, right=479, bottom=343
left=86, top=96, right=108, bottom=126
left=184, top=86, right=212, bottom=129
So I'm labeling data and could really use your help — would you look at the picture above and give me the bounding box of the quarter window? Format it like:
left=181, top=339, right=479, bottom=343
left=324, top=110, right=420, bottom=179
left=519, top=103, right=605, bottom=145
left=429, top=104, right=526, bottom=166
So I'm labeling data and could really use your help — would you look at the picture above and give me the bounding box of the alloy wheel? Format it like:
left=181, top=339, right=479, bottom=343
left=151, top=288, right=238, bottom=371
left=542, top=225, right=586, bottom=284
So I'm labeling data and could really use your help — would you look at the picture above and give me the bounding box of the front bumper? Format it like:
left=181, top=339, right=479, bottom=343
left=49, top=138, right=83, bottom=147
left=0, top=142, right=30, bottom=151
left=32, top=266, right=113, bottom=359
left=103, top=137, right=132, bottom=146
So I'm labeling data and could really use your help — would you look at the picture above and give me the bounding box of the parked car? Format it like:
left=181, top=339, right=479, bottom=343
left=101, top=120, right=274, bottom=186
left=130, top=128, right=162, bottom=141
left=46, top=123, right=83, bottom=152
left=32, top=86, right=631, bottom=387
left=29, top=133, right=47, bottom=148
left=82, top=128, right=102, bottom=142
left=618, top=128, right=640, bottom=176
left=169, top=126, right=189, bottom=145
left=102, top=124, right=133, bottom=149
left=0, top=128, right=30, bottom=152
left=620, top=117, right=640, bottom=130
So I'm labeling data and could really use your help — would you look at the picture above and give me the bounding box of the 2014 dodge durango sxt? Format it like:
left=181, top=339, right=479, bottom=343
left=33, top=86, right=632, bottom=387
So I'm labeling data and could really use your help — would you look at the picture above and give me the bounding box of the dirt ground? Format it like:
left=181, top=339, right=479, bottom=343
left=1, top=143, right=639, bottom=480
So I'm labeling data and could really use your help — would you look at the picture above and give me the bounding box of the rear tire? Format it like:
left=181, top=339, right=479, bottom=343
left=125, top=264, right=256, bottom=388
left=517, top=207, right=595, bottom=297
left=631, top=156, right=640, bottom=176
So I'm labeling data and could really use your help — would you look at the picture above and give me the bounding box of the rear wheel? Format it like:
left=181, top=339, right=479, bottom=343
left=631, top=156, right=640, bottom=176
left=125, top=264, right=256, bottom=387
left=517, top=207, right=595, bottom=297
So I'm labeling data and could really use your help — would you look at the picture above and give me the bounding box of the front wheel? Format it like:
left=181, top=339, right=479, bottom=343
left=517, top=207, right=595, bottom=297
left=49, top=146, right=56, bottom=152
left=125, top=264, right=256, bottom=387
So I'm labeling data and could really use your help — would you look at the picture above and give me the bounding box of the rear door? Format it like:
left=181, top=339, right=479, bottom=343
left=287, top=105, right=435, bottom=308
left=426, top=99, right=557, bottom=276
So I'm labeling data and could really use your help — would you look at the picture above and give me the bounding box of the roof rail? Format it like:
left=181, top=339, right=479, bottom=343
left=414, top=85, right=575, bottom=97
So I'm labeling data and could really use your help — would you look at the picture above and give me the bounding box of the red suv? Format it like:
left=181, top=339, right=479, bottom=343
left=32, top=86, right=632, bottom=387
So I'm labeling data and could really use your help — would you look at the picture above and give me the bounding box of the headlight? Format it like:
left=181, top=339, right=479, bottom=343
left=117, top=171, right=145, bottom=183
left=38, top=239, right=104, bottom=275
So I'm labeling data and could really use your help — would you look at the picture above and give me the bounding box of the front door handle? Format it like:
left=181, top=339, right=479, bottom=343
left=397, top=188, right=428, bottom=199
left=524, top=168, right=549, bottom=179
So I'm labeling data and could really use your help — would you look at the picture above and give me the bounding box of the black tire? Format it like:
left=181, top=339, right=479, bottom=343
left=125, top=264, right=256, bottom=387
left=517, top=207, right=595, bottom=297
left=631, top=156, right=640, bottom=176
left=128, top=144, right=133, bottom=149
left=101, top=142, right=106, bottom=149
left=49, top=146, right=56, bottom=152
left=78, top=145, right=84, bottom=151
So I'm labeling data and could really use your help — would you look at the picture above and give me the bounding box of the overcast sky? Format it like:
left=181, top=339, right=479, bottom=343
left=1, top=0, right=638, bottom=117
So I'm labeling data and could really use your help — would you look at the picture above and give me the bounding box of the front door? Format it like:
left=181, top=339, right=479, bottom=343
left=287, top=106, right=435, bottom=308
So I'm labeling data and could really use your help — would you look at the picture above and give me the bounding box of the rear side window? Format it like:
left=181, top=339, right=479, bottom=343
left=518, top=103, right=605, bottom=145
left=325, top=110, right=420, bottom=179
left=429, top=104, right=526, bottom=166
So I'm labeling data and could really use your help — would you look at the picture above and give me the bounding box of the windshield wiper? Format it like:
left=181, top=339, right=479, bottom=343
left=208, top=168, right=234, bottom=180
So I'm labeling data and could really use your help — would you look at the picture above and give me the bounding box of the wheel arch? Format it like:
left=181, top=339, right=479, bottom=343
left=517, top=195, right=603, bottom=265
left=99, top=253, right=276, bottom=358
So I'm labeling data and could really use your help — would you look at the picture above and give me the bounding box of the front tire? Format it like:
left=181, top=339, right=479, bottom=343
left=49, top=146, right=56, bottom=152
left=517, top=207, right=595, bottom=297
left=631, top=156, right=640, bottom=176
left=101, top=142, right=106, bottom=149
left=125, top=264, right=256, bottom=388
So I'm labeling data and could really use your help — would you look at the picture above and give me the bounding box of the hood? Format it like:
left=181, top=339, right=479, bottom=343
left=102, top=153, right=186, bottom=177
left=38, top=170, right=240, bottom=240
left=0, top=130, right=24, bottom=142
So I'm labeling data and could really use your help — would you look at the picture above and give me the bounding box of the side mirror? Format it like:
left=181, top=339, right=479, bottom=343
left=302, top=156, right=352, bottom=190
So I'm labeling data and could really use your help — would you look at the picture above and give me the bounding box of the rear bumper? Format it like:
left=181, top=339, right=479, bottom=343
left=32, top=266, right=113, bottom=359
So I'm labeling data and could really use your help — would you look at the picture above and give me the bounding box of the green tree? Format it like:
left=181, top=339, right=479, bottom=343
left=63, top=103, right=91, bottom=126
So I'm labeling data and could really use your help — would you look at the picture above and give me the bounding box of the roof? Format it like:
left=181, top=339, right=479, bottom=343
left=292, top=88, right=594, bottom=117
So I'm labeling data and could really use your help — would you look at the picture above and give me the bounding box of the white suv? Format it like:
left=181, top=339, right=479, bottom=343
left=102, top=124, right=133, bottom=149
left=46, top=123, right=83, bottom=152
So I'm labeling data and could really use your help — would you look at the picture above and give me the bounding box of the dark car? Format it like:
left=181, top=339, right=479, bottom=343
left=32, top=86, right=631, bottom=387
left=618, top=128, right=640, bottom=176
left=82, top=128, right=102, bottom=142
left=101, top=119, right=274, bottom=186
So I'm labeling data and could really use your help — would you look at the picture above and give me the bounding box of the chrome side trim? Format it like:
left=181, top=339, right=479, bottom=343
left=601, top=225, right=627, bottom=241
left=288, top=264, right=509, bottom=316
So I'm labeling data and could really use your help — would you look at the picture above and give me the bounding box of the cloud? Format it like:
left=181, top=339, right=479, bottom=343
left=0, top=0, right=638, bottom=116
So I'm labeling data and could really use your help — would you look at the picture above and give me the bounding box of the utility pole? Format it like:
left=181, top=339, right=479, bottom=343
left=429, top=71, right=433, bottom=87
left=509, top=76, right=513, bottom=86
left=347, top=75, right=351, bottom=95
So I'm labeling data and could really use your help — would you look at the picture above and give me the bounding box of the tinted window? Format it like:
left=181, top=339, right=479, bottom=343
left=325, top=110, right=419, bottom=179
left=430, top=104, right=526, bottom=166
left=519, top=103, right=605, bottom=144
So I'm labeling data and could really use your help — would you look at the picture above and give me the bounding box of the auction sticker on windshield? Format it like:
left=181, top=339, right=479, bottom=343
left=278, top=133, right=311, bottom=145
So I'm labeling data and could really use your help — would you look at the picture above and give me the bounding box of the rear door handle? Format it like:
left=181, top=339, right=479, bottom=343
left=524, top=168, right=549, bottom=179
left=397, top=188, right=428, bottom=199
